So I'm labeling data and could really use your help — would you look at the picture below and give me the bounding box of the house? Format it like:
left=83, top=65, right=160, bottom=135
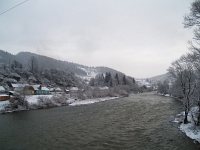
left=10, top=83, right=28, bottom=92
left=10, top=84, right=28, bottom=93
left=0, top=86, right=9, bottom=101
left=35, top=85, right=50, bottom=95
left=50, top=87, right=63, bottom=94
left=0, top=94, right=10, bottom=101
left=69, top=87, right=79, bottom=98
left=23, top=85, right=35, bottom=95
left=55, top=87, right=63, bottom=94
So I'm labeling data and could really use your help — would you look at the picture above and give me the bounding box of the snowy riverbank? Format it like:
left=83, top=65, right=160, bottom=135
left=173, top=107, right=200, bottom=143
left=69, top=97, right=118, bottom=106
left=0, top=95, right=119, bottom=113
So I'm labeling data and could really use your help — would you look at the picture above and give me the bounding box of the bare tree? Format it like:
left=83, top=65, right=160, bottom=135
left=168, top=55, right=196, bottom=124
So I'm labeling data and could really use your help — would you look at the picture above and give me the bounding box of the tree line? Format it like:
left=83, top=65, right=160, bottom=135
left=89, top=72, right=136, bottom=87
left=160, top=0, right=200, bottom=125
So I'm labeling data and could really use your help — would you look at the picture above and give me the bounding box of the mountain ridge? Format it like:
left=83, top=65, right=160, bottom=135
left=0, top=50, right=128, bottom=80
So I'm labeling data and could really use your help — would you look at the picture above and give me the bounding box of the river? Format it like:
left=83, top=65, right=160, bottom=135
left=0, top=93, right=199, bottom=150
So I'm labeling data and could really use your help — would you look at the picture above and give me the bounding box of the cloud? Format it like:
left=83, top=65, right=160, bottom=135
left=0, top=0, right=193, bottom=77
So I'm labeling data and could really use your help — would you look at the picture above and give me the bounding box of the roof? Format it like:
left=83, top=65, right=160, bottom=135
left=99, top=86, right=109, bottom=90
left=70, top=87, right=79, bottom=91
left=0, top=86, right=5, bottom=92
left=11, top=84, right=28, bottom=88
left=0, top=94, right=9, bottom=97
left=55, top=87, right=62, bottom=91
left=41, top=87, right=49, bottom=91
left=49, top=88, right=54, bottom=92
left=31, top=85, right=40, bottom=90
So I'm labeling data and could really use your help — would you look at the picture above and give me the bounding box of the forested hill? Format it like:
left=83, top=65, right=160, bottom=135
left=0, top=50, right=137, bottom=88
left=0, top=50, right=124, bottom=77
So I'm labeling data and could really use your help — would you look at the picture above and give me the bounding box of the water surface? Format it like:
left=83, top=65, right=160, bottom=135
left=0, top=93, right=199, bottom=150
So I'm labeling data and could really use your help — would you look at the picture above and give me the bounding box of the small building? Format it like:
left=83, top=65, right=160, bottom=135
left=10, top=84, right=28, bottom=92
left=0, top=94, right=10, bottom=101
left=55, top=87, right=63, bottom=94
left=23, top=86, right=35, bottom=95
left=50, top=87, right=63, bottom=94
left=69, top=87, right=79, bottom=98
left=35, top=86, right=50, bottom=95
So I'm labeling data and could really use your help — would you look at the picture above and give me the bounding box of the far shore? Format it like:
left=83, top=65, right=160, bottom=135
left=0, top=95, right=120, bottom=114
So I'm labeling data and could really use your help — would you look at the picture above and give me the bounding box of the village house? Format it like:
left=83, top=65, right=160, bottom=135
left=23, top=85, right=35, bottom=95
left=35, top=85, right=50, bottom=95
left=50, top=87, right=63, bottom=94
left=69, top=87, right=79, bottom=98
left=0, top=94, right=10, bottom=101
left=8, top=84, right=51, bottom=96
left=10, top=84, right=28, bottom=93
left=0, top=86, right=9, bottom=101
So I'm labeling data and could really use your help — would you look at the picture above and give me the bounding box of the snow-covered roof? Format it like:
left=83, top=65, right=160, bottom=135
left=0, top=94, right=9, bottom=96
left=99, top=86, right=109, bottom=90
left=41, top=87, right=49, bottom=91
left=31, top=85, right=40, bottom=90
left=0, top=86, right=5, bottom=92
left=55, top=87, right=62, bottom=91
left=50, top=88, right=54, bottom=92
left=70, top=87, right=79, bottom=91
left=11, top=84, right=28, bottom=88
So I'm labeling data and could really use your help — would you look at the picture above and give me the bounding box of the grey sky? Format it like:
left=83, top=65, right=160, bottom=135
left=0, top=0, right=193, bottom=78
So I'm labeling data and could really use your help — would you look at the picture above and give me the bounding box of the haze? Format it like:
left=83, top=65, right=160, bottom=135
left=0, top=0, right=193, bottom=78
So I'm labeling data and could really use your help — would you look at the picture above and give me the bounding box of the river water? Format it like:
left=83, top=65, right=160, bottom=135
left=0, top=93, right=199, bottom=150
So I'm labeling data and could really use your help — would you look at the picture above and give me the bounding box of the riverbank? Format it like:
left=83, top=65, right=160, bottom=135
left=173, top=107, right=200, bottom=143
left=156, top=92, right=200, bottom=143
left=0, top=95, right=119, bottom=114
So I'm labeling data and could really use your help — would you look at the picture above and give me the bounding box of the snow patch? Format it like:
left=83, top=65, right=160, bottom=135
left=0, top=101, right=9, bottom=111
left=174, top=107, right=200, bottom=143
left=77, top=67, right=98, bottom=83
left=26, top=95, right=53, bottom=104
left=180, top=123, right=200, bottom=142
left=69, top=97, right=118, bottom=106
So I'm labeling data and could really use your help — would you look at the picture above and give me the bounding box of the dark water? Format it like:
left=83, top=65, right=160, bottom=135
left=0, top=93, right=199, bottom=150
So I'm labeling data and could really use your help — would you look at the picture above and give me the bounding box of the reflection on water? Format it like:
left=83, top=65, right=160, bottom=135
left=0, top=93, right=199, bottom=150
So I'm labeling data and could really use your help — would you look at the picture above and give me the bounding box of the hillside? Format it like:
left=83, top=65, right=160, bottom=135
left=0, top=50, right=125, bottom=80
left=0, top=50, right=134, bottom=86
left=149, top=73, right=171, bottom=84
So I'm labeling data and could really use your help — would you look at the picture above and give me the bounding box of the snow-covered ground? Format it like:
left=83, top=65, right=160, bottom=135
left=69, top=97, right=118, bottom=106
left=26, top=95, right=53, bottom=104
left=0, top=95, right=118, bottom=113
left=180, top=123, right=200, bottom=142
left=0, top=100, right=9, bottom=111
left=174, top=107, right=200, bottom=143
left=77, top=67, right=98, bottom=83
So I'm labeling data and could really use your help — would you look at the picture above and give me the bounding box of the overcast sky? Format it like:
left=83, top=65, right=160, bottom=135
left=0, top=0, right=194, bottom=78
